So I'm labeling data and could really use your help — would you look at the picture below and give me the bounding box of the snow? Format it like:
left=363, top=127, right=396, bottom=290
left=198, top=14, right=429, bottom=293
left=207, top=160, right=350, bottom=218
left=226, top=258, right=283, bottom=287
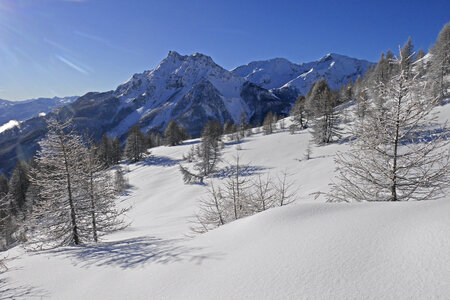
left=0, top=120, right=19, bottom=134
left=1, top=103, right=449, bottom=299
left=233, top=53, right=373, bottom=93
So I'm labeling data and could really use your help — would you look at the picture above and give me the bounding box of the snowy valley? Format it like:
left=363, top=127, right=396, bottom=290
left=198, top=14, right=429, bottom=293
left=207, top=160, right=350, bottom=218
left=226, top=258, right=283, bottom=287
left=1, top=98, right=449, bottom=299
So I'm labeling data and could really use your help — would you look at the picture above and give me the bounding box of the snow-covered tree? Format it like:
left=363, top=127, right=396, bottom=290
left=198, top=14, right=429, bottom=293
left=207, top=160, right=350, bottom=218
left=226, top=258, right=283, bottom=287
left=274, top=171, right=298, bottom=206
left=306, top=79, right=341, bottom=144
left=26, top=119, right=127, bottom=249
left=82, top=145, right=127, bottom=242
left=27, top=119, right=88, bottom=247
left=190, top=181, right=226, bottom=234
left=329, top=51, right=450, bottom=202
left=249, top=174, right=275, bottom=212
left=429, top=23, right=450, bottom=99
left=179, top=121, right=223, bottom=184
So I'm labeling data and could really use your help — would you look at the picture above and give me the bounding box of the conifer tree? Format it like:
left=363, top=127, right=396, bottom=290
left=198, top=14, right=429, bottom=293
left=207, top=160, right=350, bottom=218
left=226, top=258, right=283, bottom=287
left=164, top=120, right=184, bottom=146
left=8, top=160, right=30, bottom=217
left=82, top=144, right=127, bottom=242
left=0, top=174, right=8, bottom=199
left=290, top=95, right=307, bottom=129
left=306, top=79, right=341, bottom=144
left=27, top=119, right=88, bottom=247
left=429, top=23, right=450, bottom=99
left=124, top=125, right=146, bottom=162
left=263, top=112, right=273, bottom=135
left=329, top=51, right=450, bottom=202
left=110, top=137, right=123, bottom=165
left=179, top=121, right=223, bottom=183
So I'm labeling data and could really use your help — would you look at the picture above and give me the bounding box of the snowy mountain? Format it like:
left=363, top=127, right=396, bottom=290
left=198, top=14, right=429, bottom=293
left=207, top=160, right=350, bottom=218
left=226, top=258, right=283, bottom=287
left=106, top=51, right=293, bottom=138
left=232, top=53, right=373, bottom=94
left=0, top=51, right=371, bottom=174
left=0, top=96, right=78, bottom=126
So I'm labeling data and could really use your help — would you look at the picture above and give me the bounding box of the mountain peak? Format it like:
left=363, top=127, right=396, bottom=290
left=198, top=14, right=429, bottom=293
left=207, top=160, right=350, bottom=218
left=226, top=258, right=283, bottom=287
left=167, top=50, right=183, bottom=58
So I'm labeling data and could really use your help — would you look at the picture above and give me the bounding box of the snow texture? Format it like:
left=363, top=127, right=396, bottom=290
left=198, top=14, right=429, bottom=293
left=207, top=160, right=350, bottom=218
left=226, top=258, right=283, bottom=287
left=1, top=102, right=449, bottom=299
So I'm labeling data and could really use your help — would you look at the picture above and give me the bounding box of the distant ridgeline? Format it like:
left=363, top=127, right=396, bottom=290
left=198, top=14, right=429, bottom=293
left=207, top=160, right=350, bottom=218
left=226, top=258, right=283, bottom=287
left=0, top=51, right=372, bottom=174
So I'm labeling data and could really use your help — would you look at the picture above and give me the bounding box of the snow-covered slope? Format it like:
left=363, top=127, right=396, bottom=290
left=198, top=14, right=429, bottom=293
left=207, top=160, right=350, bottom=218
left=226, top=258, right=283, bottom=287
left=0, top=96, right=78, bottom=126
left=1, top=102, right=449, bottom=299
left=233, top=53, right=373, bottom=94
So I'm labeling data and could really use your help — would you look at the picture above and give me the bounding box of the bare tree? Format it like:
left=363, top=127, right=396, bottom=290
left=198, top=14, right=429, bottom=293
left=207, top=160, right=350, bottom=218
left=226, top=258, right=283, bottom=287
left=26, top=119, right=88, bottom=248
left=274, top=170, right=298, bottom=206
left=190, top=182, right=226, bottom=234
left=249, top=174, right=275, bottom=212
left=329, top=50, right=450, bottom=202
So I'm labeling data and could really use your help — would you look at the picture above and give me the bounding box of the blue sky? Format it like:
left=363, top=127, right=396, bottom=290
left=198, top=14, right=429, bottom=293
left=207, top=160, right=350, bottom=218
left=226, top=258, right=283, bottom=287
left=0, top=0, right=448, bottom=101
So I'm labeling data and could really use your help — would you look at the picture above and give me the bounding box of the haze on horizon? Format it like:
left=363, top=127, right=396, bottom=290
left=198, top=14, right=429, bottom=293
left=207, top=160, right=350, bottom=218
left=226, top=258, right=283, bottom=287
left=0, top=0, right=448, bottom=101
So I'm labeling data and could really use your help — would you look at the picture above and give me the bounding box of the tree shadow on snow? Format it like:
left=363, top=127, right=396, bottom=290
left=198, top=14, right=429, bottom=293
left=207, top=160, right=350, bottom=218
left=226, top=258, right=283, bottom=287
left=212, top=164, right=268, bottom=179
left=44, top=236, right=222, bottom=269
left=135, top=155, right=182, bottom=168
left=0, top=267, right=49, bottom=299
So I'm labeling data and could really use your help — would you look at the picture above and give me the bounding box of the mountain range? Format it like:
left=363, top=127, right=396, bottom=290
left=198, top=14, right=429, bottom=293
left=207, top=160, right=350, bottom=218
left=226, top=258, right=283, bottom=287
left=0, top=96, right=78, bottom=128
left=0, top=51, right=373, bottom=174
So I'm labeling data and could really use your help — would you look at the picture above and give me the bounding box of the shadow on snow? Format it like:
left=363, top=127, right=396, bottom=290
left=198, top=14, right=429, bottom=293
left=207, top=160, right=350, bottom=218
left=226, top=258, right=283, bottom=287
left=135, top=155, right=182, bottom=168
left=44, top=236, right=222, bottom=269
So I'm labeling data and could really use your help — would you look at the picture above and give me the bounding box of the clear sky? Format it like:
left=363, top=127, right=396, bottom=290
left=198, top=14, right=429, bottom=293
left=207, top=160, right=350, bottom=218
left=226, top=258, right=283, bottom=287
left=0, top=0, right=448, bottom=101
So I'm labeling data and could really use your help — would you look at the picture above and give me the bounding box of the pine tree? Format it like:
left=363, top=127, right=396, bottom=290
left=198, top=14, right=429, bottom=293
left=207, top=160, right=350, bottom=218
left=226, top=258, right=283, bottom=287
left=124, top=125, right=146, bottom=162
left=329, top=51, right=450, bottom=202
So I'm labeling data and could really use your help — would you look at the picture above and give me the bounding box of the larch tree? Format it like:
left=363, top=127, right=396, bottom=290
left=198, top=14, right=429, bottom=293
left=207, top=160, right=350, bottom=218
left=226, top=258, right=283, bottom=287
left=429, top=22, right=450, bottom=99
left=8, top=160, right=30, bottom=217
left=329, top=50, right=449, bottom=202
left=305, top=79, right=341, bottom=144
left=27, top=119, right=88, bottom=248
left=179, top=120, right=223, bottom=184
left=263, top=112, right=274, bottom=135
left=124, top=125, right=147, bottom=162
left=290, top=95, right=308, bottom=130
left=82, top=143, right=127, bottom=242
left=164, top=120, right=185, bottom=146
left=0, top=174, right=8, bottom=199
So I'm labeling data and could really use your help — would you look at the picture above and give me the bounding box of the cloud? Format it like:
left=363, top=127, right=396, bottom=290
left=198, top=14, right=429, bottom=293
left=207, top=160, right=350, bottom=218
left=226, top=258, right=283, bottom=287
left=55, top=55, right=89, bottom=75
